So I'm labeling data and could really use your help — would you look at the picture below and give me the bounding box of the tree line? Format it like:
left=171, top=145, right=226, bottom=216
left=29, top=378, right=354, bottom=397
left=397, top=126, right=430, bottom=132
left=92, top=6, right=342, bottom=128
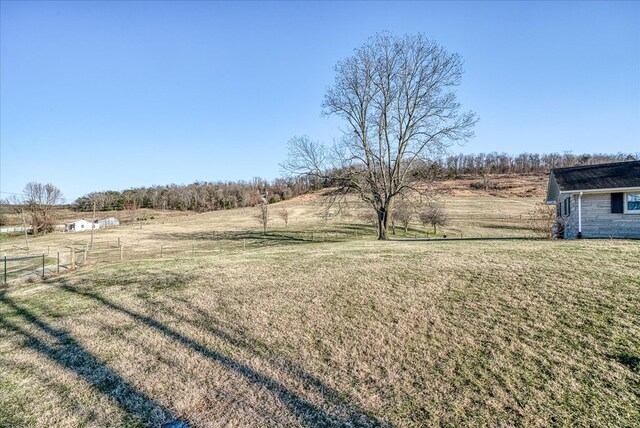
left=70, top=151, right=637, bottom=214
left=72, top=176, right=321, bottom=212
left=419, top=151, right=637, bottom=178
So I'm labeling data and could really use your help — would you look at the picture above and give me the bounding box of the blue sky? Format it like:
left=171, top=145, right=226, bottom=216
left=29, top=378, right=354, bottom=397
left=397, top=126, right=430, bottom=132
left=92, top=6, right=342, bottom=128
left=1, top=1, right=639, bottom=201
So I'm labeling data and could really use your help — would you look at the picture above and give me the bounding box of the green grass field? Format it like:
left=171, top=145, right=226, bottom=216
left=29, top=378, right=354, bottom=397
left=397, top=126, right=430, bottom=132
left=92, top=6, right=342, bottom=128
left=1, top=235, right=639, bottom=427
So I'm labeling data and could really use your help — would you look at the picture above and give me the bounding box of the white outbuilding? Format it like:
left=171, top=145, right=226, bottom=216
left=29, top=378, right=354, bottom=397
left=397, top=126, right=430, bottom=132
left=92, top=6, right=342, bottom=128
left=64, top=219, right=95, bottom=232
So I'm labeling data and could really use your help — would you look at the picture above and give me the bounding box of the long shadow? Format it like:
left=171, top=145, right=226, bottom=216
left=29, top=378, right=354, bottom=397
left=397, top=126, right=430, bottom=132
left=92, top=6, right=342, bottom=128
left=155, top=295, right=376, bottom=417
left=150, top=230, right=314, bottom=244
left=0, top=291, right=185, bottom=427
left=393, top=236, right=544, bottom=242
left=481, top=224, right=533, bottom=231
left=60, top=284, right=391, bottom=427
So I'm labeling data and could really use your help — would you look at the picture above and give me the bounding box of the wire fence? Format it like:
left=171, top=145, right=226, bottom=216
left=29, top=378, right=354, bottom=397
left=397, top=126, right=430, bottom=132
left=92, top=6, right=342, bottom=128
left=2, top=247, right=88, bottom=284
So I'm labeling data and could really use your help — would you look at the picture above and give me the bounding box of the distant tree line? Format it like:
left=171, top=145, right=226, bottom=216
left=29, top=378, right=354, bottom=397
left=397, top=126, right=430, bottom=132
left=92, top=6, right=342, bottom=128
left=72, top=151, right=638, bottom=213
left=73, top=176, right=321, bottom=212
left=419, top=152, right=637, bottom=178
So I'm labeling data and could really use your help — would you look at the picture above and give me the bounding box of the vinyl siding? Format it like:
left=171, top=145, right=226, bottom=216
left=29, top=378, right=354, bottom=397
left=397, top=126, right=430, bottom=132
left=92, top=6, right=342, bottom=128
left=562, top=193, right=640, bottom=239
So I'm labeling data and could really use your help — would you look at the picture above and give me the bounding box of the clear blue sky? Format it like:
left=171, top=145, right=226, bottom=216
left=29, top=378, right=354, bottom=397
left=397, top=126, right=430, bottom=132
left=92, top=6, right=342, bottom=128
left=1, top=0, right=639, bottom=201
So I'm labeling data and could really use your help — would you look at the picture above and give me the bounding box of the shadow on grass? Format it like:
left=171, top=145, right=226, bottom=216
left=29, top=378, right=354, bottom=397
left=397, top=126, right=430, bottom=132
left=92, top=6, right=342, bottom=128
left=149, top=229, right=368, bottom=246
left=0, top=291, right=184, bottom=427
left=393, top=236, right=544, bottom=242
left=59, top=283, right=391, bottom=427
left=609, top=353, right=640, bottom=373
left=155, top=295, right=389, bottom=424
left=151, top=230, right=315, bottom=244
left=481, top=224, right=532, bottom=231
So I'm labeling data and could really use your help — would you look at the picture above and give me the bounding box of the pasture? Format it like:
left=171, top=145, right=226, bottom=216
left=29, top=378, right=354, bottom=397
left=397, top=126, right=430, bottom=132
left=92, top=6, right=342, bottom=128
left=1, top=192, right=639, bottom=427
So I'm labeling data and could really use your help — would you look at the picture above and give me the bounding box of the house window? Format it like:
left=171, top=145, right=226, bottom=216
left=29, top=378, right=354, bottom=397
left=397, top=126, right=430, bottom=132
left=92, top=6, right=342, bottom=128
left=563, top=197, right=571, bottom=217
left=626, top=193, right=640, bottom=213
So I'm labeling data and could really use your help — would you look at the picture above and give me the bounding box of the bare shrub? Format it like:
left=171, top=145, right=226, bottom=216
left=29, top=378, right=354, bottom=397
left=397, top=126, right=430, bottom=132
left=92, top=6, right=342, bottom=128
left=419, top=203, right=449, bottom=235
left=393, top=200, right=415, bottom=235
left=277, top=207, right=290, bottom=228
left=529, top=203, right=559, bottom=239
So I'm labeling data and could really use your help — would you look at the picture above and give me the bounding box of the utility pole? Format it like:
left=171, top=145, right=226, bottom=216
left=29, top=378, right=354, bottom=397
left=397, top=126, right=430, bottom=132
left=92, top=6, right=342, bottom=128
left=90, top=200, right=96, bottom=251
left=20, top=209, right=29, bottom=252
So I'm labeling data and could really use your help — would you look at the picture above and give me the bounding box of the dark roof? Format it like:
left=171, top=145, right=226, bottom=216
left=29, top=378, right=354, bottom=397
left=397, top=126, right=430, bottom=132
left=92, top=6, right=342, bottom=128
left=551, top=160, right=640, bottom=191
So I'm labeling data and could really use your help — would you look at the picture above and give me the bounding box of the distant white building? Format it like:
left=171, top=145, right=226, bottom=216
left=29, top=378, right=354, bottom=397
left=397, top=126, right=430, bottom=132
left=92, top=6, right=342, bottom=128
left=64, top=219, right=94, bottom=232
left=64, top=217, right=120, bottom=232
left=95, top=217, right=120, bottom=228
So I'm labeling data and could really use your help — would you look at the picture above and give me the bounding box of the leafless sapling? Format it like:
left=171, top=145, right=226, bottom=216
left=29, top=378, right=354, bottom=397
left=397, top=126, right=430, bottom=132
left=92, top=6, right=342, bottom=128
left=277, top=207, right=290, bottom=227
left=255, top=203, right=269, bottom=234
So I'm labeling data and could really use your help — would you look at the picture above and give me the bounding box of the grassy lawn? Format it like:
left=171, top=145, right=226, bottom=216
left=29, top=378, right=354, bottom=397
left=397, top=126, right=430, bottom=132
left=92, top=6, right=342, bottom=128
left=1, top=238, right=638, bottom=427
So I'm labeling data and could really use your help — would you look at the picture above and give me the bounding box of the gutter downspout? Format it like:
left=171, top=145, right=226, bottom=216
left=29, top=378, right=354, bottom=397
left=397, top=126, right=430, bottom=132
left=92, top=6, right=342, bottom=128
left=577, top=192, right=583, bottom=239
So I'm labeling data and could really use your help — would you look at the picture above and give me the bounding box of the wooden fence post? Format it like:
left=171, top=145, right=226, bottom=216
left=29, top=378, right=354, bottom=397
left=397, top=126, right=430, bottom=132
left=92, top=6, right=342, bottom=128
left=120, top=245, right=124, bottom=261
left=57, top=251, right=60, bottom=274
left=70, top=248, right=76, bottom=270
left=42, top=254, right=45, bottom=278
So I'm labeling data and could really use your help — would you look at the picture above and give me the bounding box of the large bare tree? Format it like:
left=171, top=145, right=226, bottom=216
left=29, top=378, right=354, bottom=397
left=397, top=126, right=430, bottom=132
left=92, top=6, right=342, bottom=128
left=22, top=182, right=64, bottom=235
left=284, top=32, right=477, bottom=239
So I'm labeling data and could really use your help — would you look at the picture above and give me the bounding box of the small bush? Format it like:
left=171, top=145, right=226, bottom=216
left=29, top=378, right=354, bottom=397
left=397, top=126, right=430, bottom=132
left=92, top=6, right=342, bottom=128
left=529, top=203, right=559, bottom=239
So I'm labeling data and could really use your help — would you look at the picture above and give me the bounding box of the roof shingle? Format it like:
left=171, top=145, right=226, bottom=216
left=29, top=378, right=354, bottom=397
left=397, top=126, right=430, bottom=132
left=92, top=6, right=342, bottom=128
left=551, top=160, right=640, bottom=191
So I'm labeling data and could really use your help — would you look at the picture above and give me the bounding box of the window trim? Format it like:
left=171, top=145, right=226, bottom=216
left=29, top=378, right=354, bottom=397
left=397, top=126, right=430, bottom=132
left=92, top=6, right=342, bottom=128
left=624, top=192, right=640, bottom=214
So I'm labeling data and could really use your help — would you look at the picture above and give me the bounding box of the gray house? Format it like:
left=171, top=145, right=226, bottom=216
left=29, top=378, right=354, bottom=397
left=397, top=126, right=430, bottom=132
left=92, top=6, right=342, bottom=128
left=546, top=161, right=640, bottom=238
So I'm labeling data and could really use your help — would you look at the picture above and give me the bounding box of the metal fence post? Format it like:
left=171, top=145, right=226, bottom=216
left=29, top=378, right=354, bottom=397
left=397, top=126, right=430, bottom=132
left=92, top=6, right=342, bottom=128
left=3, top=256, right=6, bottom=284
left=57, top=251, right=60, bottom=274
left=42, top=254, right=45, bottom=278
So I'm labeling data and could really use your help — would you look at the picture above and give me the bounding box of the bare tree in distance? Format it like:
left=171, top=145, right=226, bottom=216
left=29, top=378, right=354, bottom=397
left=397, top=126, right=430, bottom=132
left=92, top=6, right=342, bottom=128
left=393, top=200, right=415, bottom=235
left=282, top=32, right=477, bottom=239
left=255, top=203, right=269, bottom=234
left=420, top=203, right=449, bottom=235
left=277, top=206, right=290, bottom=228
left=22, top=182, right=64, bottom=235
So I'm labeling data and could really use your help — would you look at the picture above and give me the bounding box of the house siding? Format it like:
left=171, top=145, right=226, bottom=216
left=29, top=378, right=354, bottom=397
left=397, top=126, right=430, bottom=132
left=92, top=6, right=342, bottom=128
left=562, top=193, right=640, bottom=239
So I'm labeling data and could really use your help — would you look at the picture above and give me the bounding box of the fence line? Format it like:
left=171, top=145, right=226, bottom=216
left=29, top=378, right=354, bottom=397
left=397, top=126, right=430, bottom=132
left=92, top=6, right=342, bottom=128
left=2, top=247, right=88, bottom=285
left=1, top=214, right=544, bottom=284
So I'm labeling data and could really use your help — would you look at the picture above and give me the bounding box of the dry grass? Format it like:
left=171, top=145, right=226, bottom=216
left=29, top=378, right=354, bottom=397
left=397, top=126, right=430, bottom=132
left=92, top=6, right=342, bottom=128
left=1, top=192, right=543, bottom=264
left=1, top=238, right=639, bottom=427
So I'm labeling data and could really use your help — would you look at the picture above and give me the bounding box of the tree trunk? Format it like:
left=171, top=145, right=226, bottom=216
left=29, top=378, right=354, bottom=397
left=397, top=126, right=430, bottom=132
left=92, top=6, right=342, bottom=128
left=377, top=208, right=389, bottom=240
